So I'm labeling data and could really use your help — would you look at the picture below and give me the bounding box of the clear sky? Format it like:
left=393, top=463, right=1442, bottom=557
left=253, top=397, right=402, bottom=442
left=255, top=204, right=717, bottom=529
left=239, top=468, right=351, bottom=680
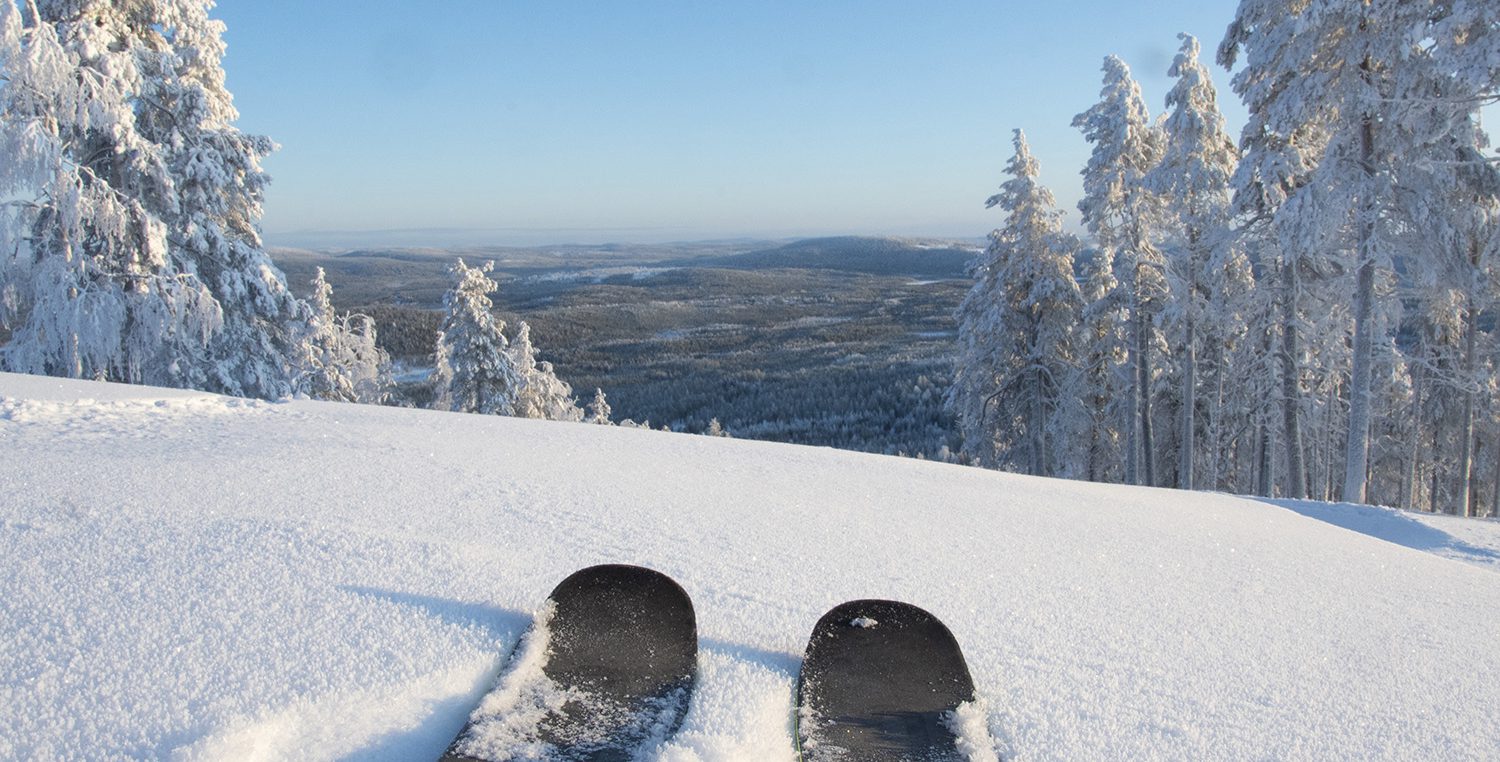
left=213, top=2, right=1259, bottom=247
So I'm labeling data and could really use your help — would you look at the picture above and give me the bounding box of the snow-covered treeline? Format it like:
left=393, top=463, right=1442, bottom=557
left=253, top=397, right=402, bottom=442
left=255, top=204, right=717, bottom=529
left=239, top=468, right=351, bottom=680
left=0, top=1, right=589, bottom=422
left=953, top=4, right=1500, bottom=517
left=0, top=0, right=390, bottom=403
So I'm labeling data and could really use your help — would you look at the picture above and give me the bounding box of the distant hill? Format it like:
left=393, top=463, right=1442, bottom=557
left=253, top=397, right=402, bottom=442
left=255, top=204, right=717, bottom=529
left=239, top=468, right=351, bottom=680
left=700, top=236, right=976, bottom=278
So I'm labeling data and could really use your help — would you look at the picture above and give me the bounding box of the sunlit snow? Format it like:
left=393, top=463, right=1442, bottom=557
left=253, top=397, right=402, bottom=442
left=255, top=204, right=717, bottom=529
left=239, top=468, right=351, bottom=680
left=3, top=372, right=1499, bottom=760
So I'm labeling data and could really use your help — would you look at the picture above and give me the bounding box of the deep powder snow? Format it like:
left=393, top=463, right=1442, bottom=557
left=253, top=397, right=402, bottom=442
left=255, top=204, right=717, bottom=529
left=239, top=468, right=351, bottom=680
left=2, top=373, right=1499, bottom=760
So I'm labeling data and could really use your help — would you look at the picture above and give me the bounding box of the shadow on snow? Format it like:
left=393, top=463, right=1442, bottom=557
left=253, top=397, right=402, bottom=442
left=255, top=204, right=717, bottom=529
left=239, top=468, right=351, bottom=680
left=1259, top=498, right=1500, bottom=568
left=335, top=586, right=533, bottom=762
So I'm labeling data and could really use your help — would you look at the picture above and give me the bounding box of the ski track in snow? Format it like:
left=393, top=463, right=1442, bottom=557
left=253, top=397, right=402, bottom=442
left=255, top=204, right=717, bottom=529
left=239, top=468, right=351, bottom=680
left=3, top=373, right=1500, bottom=760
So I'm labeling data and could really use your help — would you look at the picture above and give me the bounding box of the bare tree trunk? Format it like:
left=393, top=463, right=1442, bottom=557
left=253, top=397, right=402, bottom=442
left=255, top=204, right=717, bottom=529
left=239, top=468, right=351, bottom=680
left=1458, top=298, right=1477, bottom=517
left=1343, top=105, right=1377, bottom=506
left=1280, top=258, right=1307, bottom=499
left=1326, top=384, right=1341, bottom=502
left=1455, top=237, right=1483, bottom=517
left=1180, top=315, right=1197, bottom=490
left=1138, top=295, right=1156, bottom=487
left=1208, top=340, right=1225, bottom=491
left=1472, top=438, right=1486, bottom=518
left=1255, top=326, right=1275, bottom=497
left=1257, top=422, right=1275, bottom=497
left=1491, top=428, right=1499, bottom=518
left=1126, top=292, right=1141, bottom=486
left=1431, top=424, right=1442, bottom=513
left=1029, top=339, right=1045, bottom=477
left=1180, top=240, right=1198, bottom=491
left=1405, top=368, right=1422, bottom=510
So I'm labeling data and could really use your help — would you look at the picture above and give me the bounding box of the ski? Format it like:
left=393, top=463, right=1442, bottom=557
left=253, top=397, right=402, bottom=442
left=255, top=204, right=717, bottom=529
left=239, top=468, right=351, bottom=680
left=441, top=564, right=697, bottom=762
left=796, top=599, right=978, bottom=762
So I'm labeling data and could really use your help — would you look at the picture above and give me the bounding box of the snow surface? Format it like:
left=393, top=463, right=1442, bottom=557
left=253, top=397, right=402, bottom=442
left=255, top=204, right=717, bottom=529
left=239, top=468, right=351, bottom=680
left=3, top=372, right=1500, bottom=760
left=1261, top=498, right=1500, bottom=572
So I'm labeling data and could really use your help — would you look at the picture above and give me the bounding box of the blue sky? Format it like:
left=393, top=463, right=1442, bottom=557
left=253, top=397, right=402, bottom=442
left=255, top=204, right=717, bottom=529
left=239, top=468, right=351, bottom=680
left=215, top=1, right=1256, bottom=246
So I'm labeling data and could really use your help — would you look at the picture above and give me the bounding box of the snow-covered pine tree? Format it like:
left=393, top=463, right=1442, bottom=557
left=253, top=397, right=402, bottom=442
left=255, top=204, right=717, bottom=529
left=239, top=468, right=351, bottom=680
left=1073, top=245, right=1127, bottom=483
left=301, top=268, right=391, bottom=404
left=0, top=0, right=216, bottom=385
left=949, top=129, right=1084, bottom=476
left=1221, top=110, right=1330, bottom=500
left=1219, top=0, right=1485, bottom=504
left=1401, top=116, right=1500, bottom=515
left=1145, top=34, right=1241, bottom=490
left=433, top=259, right=520, bottom=416
left=0, top=0, right=309, bottom=398
left=509, top=321, right=583, bottom=422
left=1429, top=1, right=1500, bottom=106
left=1072, top=55, right=1168, bottom=485
left=585, top=388, right=613, bottom=425
left=1224, top=257, right=1285, bottom=495
left=132, top=0, right=305, bottom=398
left=1200, top=236, right=1256, bottom=490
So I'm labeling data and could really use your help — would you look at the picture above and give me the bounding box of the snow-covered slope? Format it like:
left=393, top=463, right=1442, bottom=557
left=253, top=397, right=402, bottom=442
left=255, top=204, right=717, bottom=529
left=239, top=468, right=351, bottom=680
left=3, top=372, right=1499, bottom=761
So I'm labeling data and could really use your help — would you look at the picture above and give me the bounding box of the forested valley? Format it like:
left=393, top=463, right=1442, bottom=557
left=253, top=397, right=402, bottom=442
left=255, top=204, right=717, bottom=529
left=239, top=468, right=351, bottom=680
left=273, top=237, right=974, bottom=458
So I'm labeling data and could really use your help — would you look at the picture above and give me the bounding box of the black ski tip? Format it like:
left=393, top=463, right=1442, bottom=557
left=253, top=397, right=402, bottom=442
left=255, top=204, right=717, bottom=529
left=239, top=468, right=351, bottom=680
left=543, top=564, right=698, bottom=691
left=798, top=599, right=977, bottom=762
left=442, top=564, right=698, bottom=762
left=548, top=563, right=695, bottom=620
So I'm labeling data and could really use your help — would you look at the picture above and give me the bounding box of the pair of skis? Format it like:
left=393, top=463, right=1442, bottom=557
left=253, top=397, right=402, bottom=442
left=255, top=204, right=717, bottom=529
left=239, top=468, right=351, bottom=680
left=441, top=565, right=982, bottom=761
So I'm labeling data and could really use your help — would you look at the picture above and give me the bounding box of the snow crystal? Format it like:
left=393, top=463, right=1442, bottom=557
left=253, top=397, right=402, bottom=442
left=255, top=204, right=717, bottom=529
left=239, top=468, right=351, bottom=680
left=946, top=700, right=1001, bottom=762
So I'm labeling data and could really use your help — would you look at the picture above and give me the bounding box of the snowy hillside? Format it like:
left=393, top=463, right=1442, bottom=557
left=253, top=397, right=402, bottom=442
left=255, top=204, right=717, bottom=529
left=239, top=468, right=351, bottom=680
left=3, top=372, right=1500, bottom=761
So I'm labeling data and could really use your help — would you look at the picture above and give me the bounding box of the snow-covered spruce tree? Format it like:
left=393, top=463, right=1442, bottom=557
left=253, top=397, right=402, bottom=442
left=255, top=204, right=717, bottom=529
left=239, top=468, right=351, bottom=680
left=1072, top=245, right=1127, bottom=483
left=300, top=268, right=391, bottom=404
left=433, top=259, right=521, bottom=416
left=1072, top=55, right=1169, bottom=485
left=1197, top=238, right=1256, bottom=491
left=1401, top=117, right=1500, bottom=515
left=131, top=0, right=306, bottom=397
left=1145, top=34, right=1242, bottom=491
left=0, top=0, right=215, bottom=384
left=1221, top=104, right=1332, bottom=499
left=585, top=387, right=613, bottom=425
left=1220, top=175, right=1324, bottom=502
left=0, top=0, right=309, bottom=397
left=1224, top=262, right=1285, bottom=495
left=509, top=321, right=583, bottom=422
left=949, top=129, right=1084, bottom=476
left=1219, top=0, right=1487, bottom=504
left=1429, top=1, right=1500, bottom=106
left=1381, top=8, right=1499, bottom=513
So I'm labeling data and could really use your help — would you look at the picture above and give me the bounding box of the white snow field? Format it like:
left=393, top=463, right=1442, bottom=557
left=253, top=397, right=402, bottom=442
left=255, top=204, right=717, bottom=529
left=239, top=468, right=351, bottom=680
left=3, top=372, right=1500, bottom=761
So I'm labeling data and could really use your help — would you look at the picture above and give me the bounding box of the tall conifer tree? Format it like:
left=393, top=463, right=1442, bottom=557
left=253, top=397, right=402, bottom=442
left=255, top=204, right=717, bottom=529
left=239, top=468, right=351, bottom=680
left=1147, top=34, right=1240, bottom=490
left=0, top=0, right=310, bottom=398
left=1073, top=55, right=1168, bottom=485
left=433, top=259, right=520, bottom=416
left=950, top=130, right=1083, bottom=475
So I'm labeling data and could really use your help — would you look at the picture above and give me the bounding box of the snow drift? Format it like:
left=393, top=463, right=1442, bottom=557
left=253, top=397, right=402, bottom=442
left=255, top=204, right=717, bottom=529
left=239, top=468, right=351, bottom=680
left=2, top=372, right=1499, bottom=760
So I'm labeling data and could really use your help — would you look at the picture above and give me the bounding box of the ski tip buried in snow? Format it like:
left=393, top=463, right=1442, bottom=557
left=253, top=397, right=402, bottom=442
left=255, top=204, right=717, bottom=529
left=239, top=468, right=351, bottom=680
left=797, top=599, right=981, bottom=762
left=440, top=569, right=990, bottom=762
left=441, top=564, right=697, bottom=762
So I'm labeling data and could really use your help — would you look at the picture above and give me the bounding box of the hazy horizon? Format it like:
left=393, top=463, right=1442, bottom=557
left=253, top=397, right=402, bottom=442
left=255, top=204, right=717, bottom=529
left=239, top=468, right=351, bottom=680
left=261, top=225, right=990, bottom=251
